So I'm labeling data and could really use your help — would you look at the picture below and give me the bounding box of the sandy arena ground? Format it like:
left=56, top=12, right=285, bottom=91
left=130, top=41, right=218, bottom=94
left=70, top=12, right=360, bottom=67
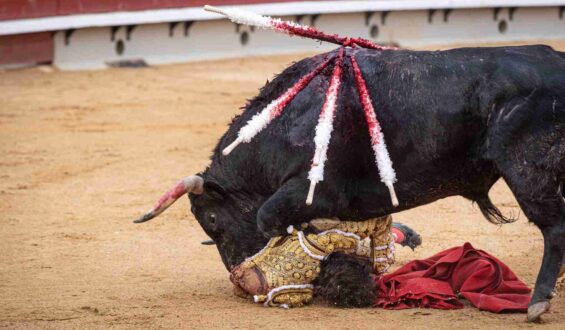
left=1, top=40, right=565, bottom=329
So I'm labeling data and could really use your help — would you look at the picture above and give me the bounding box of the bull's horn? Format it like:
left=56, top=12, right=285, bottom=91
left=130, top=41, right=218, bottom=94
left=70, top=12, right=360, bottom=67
left=201, top=239, right=216, bottom=245
left=134, top=175, right=204, bottom=223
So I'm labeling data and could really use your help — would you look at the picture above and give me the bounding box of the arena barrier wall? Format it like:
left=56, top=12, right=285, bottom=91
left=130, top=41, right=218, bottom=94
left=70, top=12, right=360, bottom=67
left=1, top=1, right=564, bottom=69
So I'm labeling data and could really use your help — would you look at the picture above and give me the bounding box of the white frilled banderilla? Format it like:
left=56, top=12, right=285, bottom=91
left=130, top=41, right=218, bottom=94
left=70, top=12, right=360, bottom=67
left=205, top=5, right=398, bottom=207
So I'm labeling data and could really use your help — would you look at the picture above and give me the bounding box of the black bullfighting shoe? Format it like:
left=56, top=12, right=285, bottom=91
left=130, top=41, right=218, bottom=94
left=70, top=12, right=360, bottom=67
left=391, top=222, right=422, bottom=251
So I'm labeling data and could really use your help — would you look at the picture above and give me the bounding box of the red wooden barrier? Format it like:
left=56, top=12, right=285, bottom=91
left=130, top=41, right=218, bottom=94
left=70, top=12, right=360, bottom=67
left=0, top=1, right=57, bottom=21
left=0, top=32, right=53, bottom=66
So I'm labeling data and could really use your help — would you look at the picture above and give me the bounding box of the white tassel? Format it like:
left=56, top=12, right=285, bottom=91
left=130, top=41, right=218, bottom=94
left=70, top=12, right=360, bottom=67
left=222, top=103, right=273, bottom=155
left=222, top=57, right=332, bottom=156
left=371, top=128, right=397, bottom=193
left=372, top=130, right=398, bottom=207
left=351, top=56, right=399, bottom=207
left=306, top=50, right=344, bottom=205
left=204, top=5, right=271, bottom=28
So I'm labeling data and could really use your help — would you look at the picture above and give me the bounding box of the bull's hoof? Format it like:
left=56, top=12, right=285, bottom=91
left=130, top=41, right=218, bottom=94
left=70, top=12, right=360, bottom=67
left=527, top=301, right=550, bottom=323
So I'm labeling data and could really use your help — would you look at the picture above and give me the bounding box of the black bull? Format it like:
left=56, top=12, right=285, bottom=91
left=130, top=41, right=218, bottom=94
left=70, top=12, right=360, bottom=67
left=138, top=45, right=565, bottom=319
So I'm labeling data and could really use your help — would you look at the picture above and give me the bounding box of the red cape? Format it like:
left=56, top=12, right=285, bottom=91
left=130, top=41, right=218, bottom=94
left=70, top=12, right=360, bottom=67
left=375, top=243, right=531, bottom=313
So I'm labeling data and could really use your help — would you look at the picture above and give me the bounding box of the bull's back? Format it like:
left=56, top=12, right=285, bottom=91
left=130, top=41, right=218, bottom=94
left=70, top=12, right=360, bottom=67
left=211, top=45, right=564, bottom=216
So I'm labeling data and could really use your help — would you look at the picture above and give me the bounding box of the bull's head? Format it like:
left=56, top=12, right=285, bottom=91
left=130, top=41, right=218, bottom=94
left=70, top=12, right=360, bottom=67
left=134, top=175, right=268, bottom=270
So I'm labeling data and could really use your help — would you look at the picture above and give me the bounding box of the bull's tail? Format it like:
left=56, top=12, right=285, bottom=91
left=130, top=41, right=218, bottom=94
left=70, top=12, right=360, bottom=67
left=464, top=191, right=518, bottom=225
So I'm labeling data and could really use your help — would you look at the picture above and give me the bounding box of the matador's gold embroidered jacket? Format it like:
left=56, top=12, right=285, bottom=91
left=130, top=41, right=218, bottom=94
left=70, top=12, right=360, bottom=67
left=230, top=216, right=395, bottom=308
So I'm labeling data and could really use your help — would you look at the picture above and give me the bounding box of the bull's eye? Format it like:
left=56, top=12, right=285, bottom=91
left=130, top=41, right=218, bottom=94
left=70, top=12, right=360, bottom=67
left=208, top=213, right=217, bottom=225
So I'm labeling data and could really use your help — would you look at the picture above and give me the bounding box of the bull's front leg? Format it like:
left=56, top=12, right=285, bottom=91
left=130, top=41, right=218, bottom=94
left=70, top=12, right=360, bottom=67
left=257, top=177, right=342, bottom=237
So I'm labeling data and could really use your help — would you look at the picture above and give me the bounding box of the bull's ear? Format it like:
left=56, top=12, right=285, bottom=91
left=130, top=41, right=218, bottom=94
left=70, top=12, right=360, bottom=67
left=203, top=181, right=226, bottom=200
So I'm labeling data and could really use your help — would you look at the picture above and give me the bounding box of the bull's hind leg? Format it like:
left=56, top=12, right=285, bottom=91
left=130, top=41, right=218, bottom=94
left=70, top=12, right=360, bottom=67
left=500, top=166, right=565, bottom=322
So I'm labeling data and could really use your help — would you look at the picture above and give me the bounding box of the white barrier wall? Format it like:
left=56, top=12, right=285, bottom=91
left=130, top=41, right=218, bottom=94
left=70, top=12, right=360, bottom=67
left=53, top=6, right=565, bottom=70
